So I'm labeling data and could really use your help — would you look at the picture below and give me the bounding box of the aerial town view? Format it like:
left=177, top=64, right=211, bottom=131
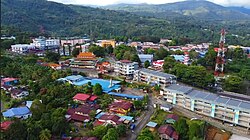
left=1, top=0, right=250, bottom=140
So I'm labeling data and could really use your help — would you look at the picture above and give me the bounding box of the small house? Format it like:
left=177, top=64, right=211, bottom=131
left=109, top=100, right=133, bottom=115
left=158, top=124, right=179, bottom=140
left=165, top=114, right=179, bottom=124
left=160, top=104, right=173, bottom=112
left=0, top=121, right=13, bottom=131
left=1, top=78, right=18, bottom=86
left=2, top=107, right=32, bottom=119
left=146, top=121, right=158, bottom=132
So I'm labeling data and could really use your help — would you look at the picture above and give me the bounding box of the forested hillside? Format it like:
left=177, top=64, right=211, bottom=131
left=1, top=0, right=250, bottom=46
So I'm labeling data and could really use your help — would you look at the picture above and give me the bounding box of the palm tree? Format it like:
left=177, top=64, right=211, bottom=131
left=39, top=129, right=51, bottom=140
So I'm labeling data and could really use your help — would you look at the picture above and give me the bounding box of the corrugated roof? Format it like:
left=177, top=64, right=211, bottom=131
left=140, top=68, right=176, bottom=79
left=165, top=84, right=193, bottom=94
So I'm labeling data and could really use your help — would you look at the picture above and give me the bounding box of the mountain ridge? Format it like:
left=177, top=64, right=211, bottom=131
left=102, top=1, right=250, bottom=20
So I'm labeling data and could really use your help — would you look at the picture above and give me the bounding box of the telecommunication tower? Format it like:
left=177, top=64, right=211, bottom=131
left=214, top=29, right=226, bottom=77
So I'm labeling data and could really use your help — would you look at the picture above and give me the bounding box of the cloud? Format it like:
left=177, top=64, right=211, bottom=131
left=48, top=0, right=250, bottom=7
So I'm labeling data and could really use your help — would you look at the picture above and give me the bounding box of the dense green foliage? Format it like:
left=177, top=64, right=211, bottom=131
left=93, top=83, right=103, bottom=95
left=1, top=0, right=250, bottom=46
left=144, top=60, right=150, bottom=68
left=103, top=1, right=250, bottom=20
left=114, top=45, right=141, bottom=63
left=174, top=118, right=189, bottom=140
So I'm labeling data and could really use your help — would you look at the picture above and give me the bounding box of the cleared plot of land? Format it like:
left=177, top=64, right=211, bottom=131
left=206, top=125, right=231, bottom=140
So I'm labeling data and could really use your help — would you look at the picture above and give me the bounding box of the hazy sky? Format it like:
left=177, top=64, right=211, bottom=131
left=48, top=0, right=250, bottom=7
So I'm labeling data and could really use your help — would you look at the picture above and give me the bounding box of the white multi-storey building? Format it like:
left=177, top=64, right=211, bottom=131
left=114, top=60, right=139, bottom=76
left=11, top=44, right=35, bottom=53
left=133, top=68, right=176, bottom=87
left=161, top=84, right=250, bottom=129
left=31, top=37, right=59, bottom=50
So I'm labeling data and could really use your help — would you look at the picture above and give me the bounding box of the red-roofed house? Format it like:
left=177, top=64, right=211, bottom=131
left=158, top=125, right=179, bottom=140
left=109, top=100, right=133, bottom=115
left=67, top=104, right=99, bottom=122
left=1, top=78, right=18, bottom=86
left=94, top=114, right=123, bottom=126
left=73, top=93, right=98, bottom=104
left=73, top=93, right=91, bottom=103
left=1, top=121, right=13, bottom=131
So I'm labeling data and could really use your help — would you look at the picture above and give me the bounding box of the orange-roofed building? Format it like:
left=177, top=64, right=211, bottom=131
left=70, top=52, right=97, bottom=69
left=47, top=63, right=62, bottom=70
left=96, top=61, right=112, bottom=74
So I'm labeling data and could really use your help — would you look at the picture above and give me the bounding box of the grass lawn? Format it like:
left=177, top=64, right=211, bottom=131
left=150, top=109, right=170, bottom=125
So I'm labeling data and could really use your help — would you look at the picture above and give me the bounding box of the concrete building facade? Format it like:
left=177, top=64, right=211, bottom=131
left=133, top=68, right=177, bottom=87
left=160, top=84, right=250, bottom=129
left=114, top=60, right=139, bottom=76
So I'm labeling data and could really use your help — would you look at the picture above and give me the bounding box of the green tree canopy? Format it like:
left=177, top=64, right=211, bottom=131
left=174, top=118, right=189, bottom=140
left=144, top=60, right=150, bottom=68
left=45, top=51, right=60, bottom=63
left=93, top=83, right=103, bottom=95
left=72, top=47, right=81, bottom=57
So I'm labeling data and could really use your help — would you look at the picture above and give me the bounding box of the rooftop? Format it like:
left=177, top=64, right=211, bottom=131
left=146, top=121, right=158, bottom=128
left=164, top=84, right=250, bottom=111
left=73, top=93, right=91, bottom=101
left=107, top=92, right=144, bottom=100
left=3, top=107, right=31, bottom=117
left=140, top=68, right=176, bottom=79
left=0, top=121, right=13, bottom=130
left=165, top=84, right=193, bottom=94
left=120, top=60, right=132, bottom=63
left=109, top=100, right=133, bottom=110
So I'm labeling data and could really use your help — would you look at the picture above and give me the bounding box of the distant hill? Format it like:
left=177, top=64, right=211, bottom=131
left=102, top=1, right=250, bottom=20
left=1, top=0, right=174, bottom=37
left=1, top=0, right=250, bottom=46
left=228, top=6, right=250, bottom=15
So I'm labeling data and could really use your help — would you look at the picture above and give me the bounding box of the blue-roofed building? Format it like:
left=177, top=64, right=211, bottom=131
left=170, top=55, right=185, bottom=62
left=57, top=75, right=121, bottom=92
left=107, top=92, right=144, bottom=100
left=146, top=121, right=158, bottom=131
left=2, top=107, right=32, bottom=119
left=161, top=84, right=250, bottom=129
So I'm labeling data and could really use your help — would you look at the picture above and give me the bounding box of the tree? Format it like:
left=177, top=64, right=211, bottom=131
left=30, top=99, right=46, bottom=120
left=116, top=124, right=127, bottom=137
left=5, top=119, right=27, bottom=140
left=144, top=60, right=150, bottom=68
left=39, top=129, right=52, bottom=140
left=89, top=110, right=96, bottom=120
left=174, top=118, right=189, bottom=140
left=154, top=47, right=169, bottom=60
left=133, top=100, right=143, bottom=110
left=188, top=122, right=202, bottom=140
left=223, top=76, right=244, bottom=93
left=89, top=45, right=106, bottom=57
left=99, top=94, right=113, bottom=109
left=72, top=48, right=80, bottom=57
left=45, top=51, right=60, bottom=63
left=137, top=128, right=154, bottom=140
left=232, top=48, right=245, bottom=60
left=93, top=83, right=103, bottom=95
left=189, top=50, right=199, bottom=60
left=102, top=128, right=118, bottom=140
left=106, top=45, right=114, bottom=54
left=163, top=56, right=176, bottom=73
left=92, top=125, right=108, bottom=139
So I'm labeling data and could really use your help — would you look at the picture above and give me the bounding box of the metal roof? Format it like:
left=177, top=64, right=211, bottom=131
left=164, top=84, right=250, bottom=111
left=140, top=68, right=176, bottom=79
left=165, top=84, right=193, bottom=94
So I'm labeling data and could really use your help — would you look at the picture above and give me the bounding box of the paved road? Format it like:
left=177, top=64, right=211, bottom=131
left=125, top=94, right=155, bottom=140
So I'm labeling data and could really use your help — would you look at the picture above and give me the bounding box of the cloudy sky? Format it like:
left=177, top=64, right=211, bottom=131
left=48, top=0, right=250, bottom=7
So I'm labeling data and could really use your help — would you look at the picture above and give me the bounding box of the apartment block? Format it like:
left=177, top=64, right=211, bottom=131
left=161, top=84, right=250, bottom=129
left=114, top=60, right=139, bottom=76
left=133, top=68, right=176, bottom=87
